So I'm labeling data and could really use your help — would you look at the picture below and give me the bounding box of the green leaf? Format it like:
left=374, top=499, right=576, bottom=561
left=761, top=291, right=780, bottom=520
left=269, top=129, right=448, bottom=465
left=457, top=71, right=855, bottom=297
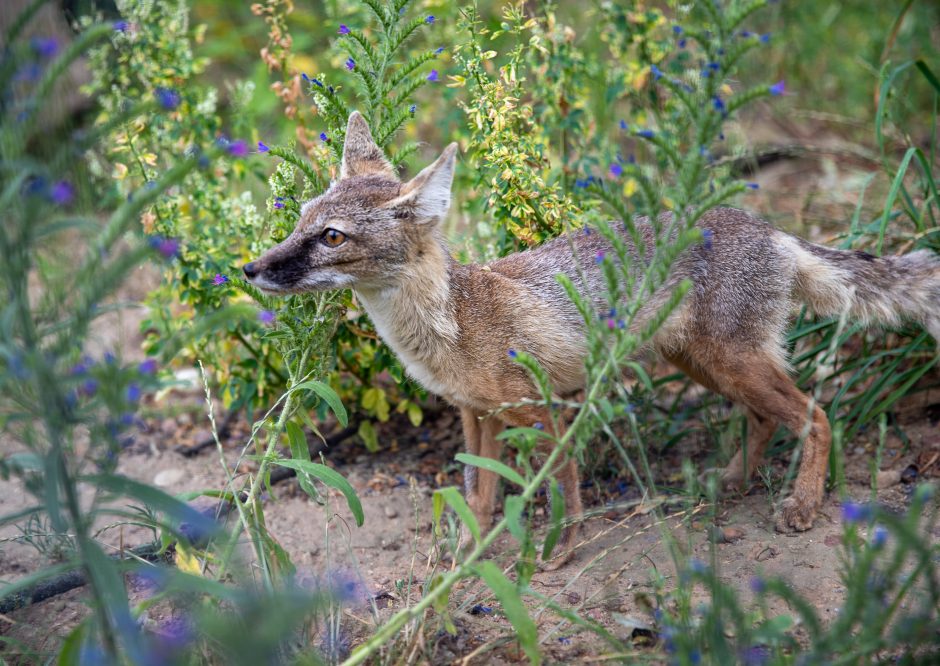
left=86, top=473, right=217, bottom=539
left=504, top=495, right=527, bottom=543
left=433, top=486, right=480, bottom=545
left=358, top=420, right=379, bottom=453
left=496, top=427, right=555, bottom=443
left=56, top=621, right=88, bottom=666
left=407, top=402, right=423, bottom=427
left=455, top=453, right=526, bottom=487
left=286, top=421, right=319, bottom=500
left=293, top=380, right=347, bottom=426
left=541, top=479, right=565, bottom=561
left=272, top=459, right=364, bottom=526
left=474, top=561, right=540, bottom=665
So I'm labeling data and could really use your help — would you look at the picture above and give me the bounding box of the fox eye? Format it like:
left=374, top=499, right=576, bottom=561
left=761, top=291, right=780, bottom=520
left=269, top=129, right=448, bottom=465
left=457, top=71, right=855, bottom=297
left=320, top=228, right=347, bottom=248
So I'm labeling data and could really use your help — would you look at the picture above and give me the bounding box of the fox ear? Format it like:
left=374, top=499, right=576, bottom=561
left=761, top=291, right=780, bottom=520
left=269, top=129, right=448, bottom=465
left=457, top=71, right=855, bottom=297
left=340, top=111, right=395, bottom=179
left=383, top=143, right=458, bottom=224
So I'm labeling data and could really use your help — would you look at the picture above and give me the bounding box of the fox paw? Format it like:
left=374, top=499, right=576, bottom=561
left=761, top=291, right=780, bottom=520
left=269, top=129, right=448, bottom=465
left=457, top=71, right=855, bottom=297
left=775, top=495, right=818, bottom=533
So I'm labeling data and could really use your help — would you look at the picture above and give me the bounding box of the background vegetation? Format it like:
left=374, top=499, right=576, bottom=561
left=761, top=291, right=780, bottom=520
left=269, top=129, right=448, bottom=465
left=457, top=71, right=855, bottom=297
left=1, top=0, right=938, bottom=663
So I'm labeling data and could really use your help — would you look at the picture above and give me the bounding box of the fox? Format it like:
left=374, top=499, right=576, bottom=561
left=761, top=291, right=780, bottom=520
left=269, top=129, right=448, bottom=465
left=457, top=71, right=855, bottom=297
left=244, top=111, right=940, bottom=568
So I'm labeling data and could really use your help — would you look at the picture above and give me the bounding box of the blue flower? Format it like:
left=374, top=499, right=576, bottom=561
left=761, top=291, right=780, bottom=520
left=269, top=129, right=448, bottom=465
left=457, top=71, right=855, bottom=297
left=673, top=25, right=683, bottom=35
left=81, top=379, right=99, bottom=397
left=258, top=141, right=270, bottom=152
left=619, top=119, right=628, bottom=130
left=609, top=162, right=623, bottom=177
left=139, top=359, right=158, bottom=374
left=426, top=69, right=439, bottom=82
left=30, top=37, right=59, bottom=58
left=227, top=140, right=248, bottom=157
left=595, top=251, right=605, bottom=264
left=409, top=104, right=416, bottom=114
left=155, top=87, right=181, bottom=111
left=636, top=129, right=655, bottom=139
left=651, top=64, right=664, bottom=81
left=319, top=132, right=328, bottom=141
left=533, top=422, right=544, bottom=430
left=49, top=180, right=75, bottom=205
left=338, top=24, right=350, bottom=35
left=426, top=15, right=435, bottom=24
left=273, top=197, right=285, bottom=209
left=750, top=576, right=765, bottom=594
left=258, top=310, right=276, bottom=325
left=871, top=525, right=888, bottom=548
left=149, top=236, right=180, bottom=259
left=435, top=46, right=445, bottom=54
left=679, top=38, right=687, bottom=48
left=769, top=80, right=786, bottom=96
left=746, top=182, right=759, bottom=190
left=842, top=501, right=872, bottom=524
left=126, top=383, right=141, bottom=402
left=113, top=20, right=129, bottom=33
left=212, top=273, right=228, bottom=286
left=712, top=95, right=725, bottom=112
left=507, top=349, right=517, bottom=358
left=702, top=228, right=713, bottom=250
left=760, top=33, right=771, bottom=43
left=345, top=57, right=355, bottom=71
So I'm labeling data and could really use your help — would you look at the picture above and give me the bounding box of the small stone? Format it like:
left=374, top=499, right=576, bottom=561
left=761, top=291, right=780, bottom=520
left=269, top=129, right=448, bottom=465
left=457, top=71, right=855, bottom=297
left=154, top=468, right=184, bottom=487
left=720, top=526, right=745, bottom=543
left=875, top=469, right=902, bottom=489
left=384, top=505, right=398, bottom=519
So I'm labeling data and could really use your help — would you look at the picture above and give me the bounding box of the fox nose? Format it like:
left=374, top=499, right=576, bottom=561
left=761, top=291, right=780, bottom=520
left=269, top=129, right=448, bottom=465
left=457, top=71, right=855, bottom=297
left=243, top=262, right=258, bottom=279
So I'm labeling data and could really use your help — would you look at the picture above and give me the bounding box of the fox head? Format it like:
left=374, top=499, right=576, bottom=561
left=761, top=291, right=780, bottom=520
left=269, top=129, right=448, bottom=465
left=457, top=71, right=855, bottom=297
left=243, top=112, right=458, bottom=294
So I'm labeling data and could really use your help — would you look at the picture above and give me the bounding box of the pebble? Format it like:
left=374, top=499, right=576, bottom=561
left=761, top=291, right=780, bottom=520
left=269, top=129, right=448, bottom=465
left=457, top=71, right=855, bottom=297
left=154, top=468, right=185, bottom=487
left=384, top=505, right=399, bottom=519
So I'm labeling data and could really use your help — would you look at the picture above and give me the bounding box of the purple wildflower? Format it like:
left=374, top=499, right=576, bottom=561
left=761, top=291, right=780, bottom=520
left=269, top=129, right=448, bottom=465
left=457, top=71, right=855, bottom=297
left=212, top=274, right=228, bottom=286
left=507, top=348, right=517, bottom=358
left=750, top=576, right=765, bottom=594
left=409, top=104, right=416, bottom=114
left=558, top=637, right=571, bottom=645
left=126, top=383, right=141, bottom=402
left=746, top=182, right=759, bottom=190
left=138, top=359, right=158, bottom=374
left=227, top=140, right=248, bottom=157
left=273, top=197, right=285, bottom=209
left=338, top=24, right=350, bottom=35
left=636, top=129, right=655, bottom=139
left=595, top=251, right=605, bottom=264
left=258, top=310, right=276, bottom=325
left=533, top=422, right=545, bottom=431
left=651, top=64, right=664, bottom=81
left=150, top=236, right=180, bottom=259
left=673, top=25, right=683, bottom=35
left=609, top=162, right=623, bottom=177
left=258, top=141, right=270, bottom=152
left=345, top=57, right=355, bottom=71
left=712, top=95, right=725, bottom=112
left=426, top=69, right=439, bottom=82
left=81, top=379, right=99, bottom=397
left=30, top=37, right=59, bottom=58
left=155, top=87, right=181, bottom=111
left=607, top=318, right=616, bottom=330
left=871, top=525, right=888, bottom=548
left=435, top=46, right=445, bottom=54
left=319, top=132, right=328, bottom=141
left=113, top=20, right=129, bottom=33
left=678, top=38, right=687, bottom=48
left=619, top=119, right=628, bottom=130
left=842, top=501, right=872, bottom=524
left=769, top=80, right=786, bottom=96
left=760, top=33, right=771, bottom=43
left=425, top=15, right=435, bottom=24
left=49, top=180, right=75, bottom=205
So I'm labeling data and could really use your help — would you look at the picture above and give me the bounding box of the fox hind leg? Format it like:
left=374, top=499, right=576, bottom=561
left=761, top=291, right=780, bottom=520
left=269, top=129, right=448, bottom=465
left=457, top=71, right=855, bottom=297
left=674, top=345, right=831, bottom=532
left=460, top=408, right=502, bottom=539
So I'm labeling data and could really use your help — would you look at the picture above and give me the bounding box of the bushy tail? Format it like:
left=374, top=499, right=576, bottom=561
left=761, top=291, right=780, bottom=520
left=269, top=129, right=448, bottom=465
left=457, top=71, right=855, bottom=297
left=778, top=233, right=940, bottom=341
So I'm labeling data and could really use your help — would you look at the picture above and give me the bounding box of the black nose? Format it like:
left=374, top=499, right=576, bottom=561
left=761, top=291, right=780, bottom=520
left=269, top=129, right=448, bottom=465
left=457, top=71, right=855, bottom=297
left=243, top=262, right=258, bottom=279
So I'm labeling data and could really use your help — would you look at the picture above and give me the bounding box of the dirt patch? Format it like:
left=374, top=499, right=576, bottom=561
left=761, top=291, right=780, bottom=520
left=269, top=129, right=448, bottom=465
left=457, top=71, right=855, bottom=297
left=2, top=380, right=938, bottom=662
